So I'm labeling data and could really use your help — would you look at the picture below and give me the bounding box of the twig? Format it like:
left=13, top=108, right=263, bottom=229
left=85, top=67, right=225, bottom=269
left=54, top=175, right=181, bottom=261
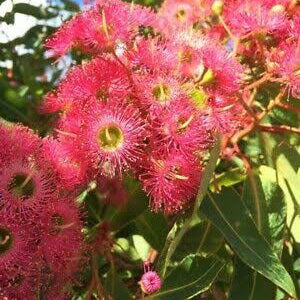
left=237, top=94, right=257, bottom=120
left=259, top=124, right=300, bottom=135
left=277, top=101, right=300, bottom=113
left=233, top=143, right=251, bottom=171
left=231, top=91, right=285, bottom=144
left=219, top=15, right=235, bottom=41
left=244, top=73, right=272, bottom=91
left=257, top=91, right=285, bottom=121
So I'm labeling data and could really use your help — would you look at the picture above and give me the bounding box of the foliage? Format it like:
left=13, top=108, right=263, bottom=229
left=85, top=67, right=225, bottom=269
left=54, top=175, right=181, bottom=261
left=0, top=0, right=299, bottom=299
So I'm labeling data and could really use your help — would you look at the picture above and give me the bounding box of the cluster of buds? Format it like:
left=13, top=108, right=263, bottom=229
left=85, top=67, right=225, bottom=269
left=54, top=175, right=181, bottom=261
left=1, top=0, right=300, bottom=298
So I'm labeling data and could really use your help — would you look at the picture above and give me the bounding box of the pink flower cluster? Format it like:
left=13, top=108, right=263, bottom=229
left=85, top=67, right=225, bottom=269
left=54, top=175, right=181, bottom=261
left=42, top=0, right=251, bottom=215
left=0, top=123, right=85, bottom=299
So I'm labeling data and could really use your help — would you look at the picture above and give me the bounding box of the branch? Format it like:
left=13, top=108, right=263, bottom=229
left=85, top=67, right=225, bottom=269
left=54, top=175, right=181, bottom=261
left=259, top=124, right=300, bottom=135
left=277, top=101, right=300, bottom=113
left=230, top=91, right=285, bottom=144
left=244, top=73, right=272, bottom=91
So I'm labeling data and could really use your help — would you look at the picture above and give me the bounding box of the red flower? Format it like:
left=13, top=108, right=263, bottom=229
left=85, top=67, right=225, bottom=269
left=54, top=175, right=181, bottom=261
left=140, top=151, right=201, bottom=215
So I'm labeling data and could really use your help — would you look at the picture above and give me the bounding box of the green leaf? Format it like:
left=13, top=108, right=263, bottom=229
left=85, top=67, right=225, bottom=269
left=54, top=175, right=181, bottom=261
left=61, top=0, right=80, bottom=11
left=135, top=210, right=168, bottom=251
left=13, top=3, right=58, bottom=19
left=294, top=258, right=300, bottom=273
left=0, top=11, right=15, bottom=24
left=210, top=168, right=246, bottom=192
left=229, top=166, right=287, bottom=300
left=274, top=143, right=300, bottom=244
left=132, top=235, right=151, bottom=260
left=110, top=179, right=148, bottom=231
left=201, top=188, right=296, bottom=297
left=173, top=221, right=224, bottom=262
left=270, top=106, right=299, bottom=127
left=151, top=255, right=225, bottom=300
left=105, top=267, right=131, bottom=300
left=229, top=258, right=276, bottom=300
left=275, top=244, right=300, bottom=299
left=242, top=166, right=286, bottom=255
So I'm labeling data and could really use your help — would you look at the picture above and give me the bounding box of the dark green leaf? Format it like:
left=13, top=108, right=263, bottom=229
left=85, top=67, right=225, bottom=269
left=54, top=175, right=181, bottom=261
left=135, top=210, right=168, bottom=251
left=229, top=166, right=287, bottom=300
left=0, top=11, right=15, bottom=24
left=13, top=3, right=58, bottom=19
left=105, top=267, right=131, bottom=300
left=173, top=221, right=224, bottom=262
left=229, top=258, right=275, bottom=300
left=201, top=188, right=296, bottom=297
left=151, top=255, right=225, bottom=300
left=270, top=106, right=299, bottom=127
left=61, top=0, right=80, bottom=11
left=110, top=179, right=148, bottom=230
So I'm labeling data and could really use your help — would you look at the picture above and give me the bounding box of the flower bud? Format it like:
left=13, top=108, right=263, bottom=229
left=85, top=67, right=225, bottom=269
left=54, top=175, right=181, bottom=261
left=271, top=4, right=285, bottom=13
left=212, top=0, right=224, bottom=16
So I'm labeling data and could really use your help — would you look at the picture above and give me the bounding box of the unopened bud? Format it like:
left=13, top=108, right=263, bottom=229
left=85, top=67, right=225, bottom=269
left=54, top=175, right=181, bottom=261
left=271, top=4, right=285, bottom=13
left=212, top=0, right=224, bottom=16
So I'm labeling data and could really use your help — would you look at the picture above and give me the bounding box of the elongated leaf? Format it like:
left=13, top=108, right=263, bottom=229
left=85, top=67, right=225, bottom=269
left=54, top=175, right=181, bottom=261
left=229, top=166, right=287, bottom=300
left=229, top=258, right=276, bottom=300
left=243, top=166, right=286, bottom=255
left=151, top=255, right=225, bottom=300
left=201, top=188, right=296, bottom=297
left=274, top=143, right=300, bottom=244
left=270, top=106, right=299, bottom=127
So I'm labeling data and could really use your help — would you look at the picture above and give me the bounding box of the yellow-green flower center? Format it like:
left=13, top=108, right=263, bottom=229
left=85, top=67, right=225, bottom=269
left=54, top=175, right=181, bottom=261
left=98, top=124, right=124, bottom=152
left=175, top=9, right=187, bottom=21
left=8, top=173, right=35, bottom=200
left=0, top=227, right=13, bottom=255
left=152, top=84, right=171, bottom=103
